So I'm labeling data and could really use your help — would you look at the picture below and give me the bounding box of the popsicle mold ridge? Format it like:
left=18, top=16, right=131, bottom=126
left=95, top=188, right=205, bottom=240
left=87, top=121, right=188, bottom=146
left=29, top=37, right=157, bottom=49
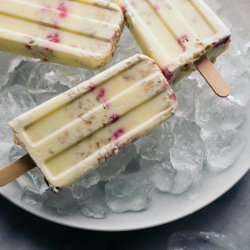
left=113, top=0, right=231, bottom=83
left=0, top=0, right=124, bottom=68
left=10, top=55, right=177, bottom=188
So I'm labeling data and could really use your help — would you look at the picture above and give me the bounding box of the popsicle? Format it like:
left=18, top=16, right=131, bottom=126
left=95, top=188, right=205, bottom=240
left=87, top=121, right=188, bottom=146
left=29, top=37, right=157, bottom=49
left=113, top=0, right=231, bottom=97
left=0, top=55, right=177, bottom=190
left=0, top=0, right=124, bottom=69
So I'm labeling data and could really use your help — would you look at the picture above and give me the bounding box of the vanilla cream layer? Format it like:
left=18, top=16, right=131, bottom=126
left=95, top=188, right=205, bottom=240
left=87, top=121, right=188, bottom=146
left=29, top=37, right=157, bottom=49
left=114, top=0, right=231, bottom=81
left=0, top=0, right=124, bottom=68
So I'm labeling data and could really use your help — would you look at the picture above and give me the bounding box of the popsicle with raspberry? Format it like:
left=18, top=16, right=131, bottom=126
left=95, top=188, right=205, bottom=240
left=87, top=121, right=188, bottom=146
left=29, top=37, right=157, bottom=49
left=0, top=0, right=124, bottom=68
left=0, top=55, right=177, bottom=190
left=113, top=0, right=231, bottom=97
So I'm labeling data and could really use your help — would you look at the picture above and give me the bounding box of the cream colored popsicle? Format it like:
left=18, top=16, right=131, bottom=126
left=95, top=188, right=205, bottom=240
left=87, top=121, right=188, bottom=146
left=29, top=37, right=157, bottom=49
left=2, top=55, right=177, bottom=189
left=113, top=0, right=231, bottom=96
left=0, top=0, right=124, bottom=68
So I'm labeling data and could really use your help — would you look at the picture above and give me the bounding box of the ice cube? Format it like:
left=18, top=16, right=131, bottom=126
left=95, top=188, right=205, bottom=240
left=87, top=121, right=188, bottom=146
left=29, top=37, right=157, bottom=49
left=144, top=161, right=175, bottom=193
left=228, top=71, right=250, bottom=107
left=7, top=61, right=36, bottom=88
left=216, top=42, right=246, bottom=81
left=168, top=170, right=193, bottom=195
left=8, top=145, right=26, bottom=162
left=220, top=17, right=233, bottom=31
left=0, top=85, right=36, bottom=124
left=43, top=64, right=87, bottom=88
left=205, top=0, right=222, bottom=13
left=21, top=186, right=43, bottom=208
left=98, top=144, right=137, bottom=181
left=218, top=4, right=242, bottom=32
left=0, top=52, right=24, bottom=86
left=141, top=158, right=193, bottom=195
left=188, top=71, right=207, bottom=88
left=173, top=78, right=202, bottom=120
left=170, top=119, right=205, bottom=173
left=26, top=63, right=69, bottom=95
left=195, top=89, right=245, bottom=132
left=105, top=175, right=152, bottom=213
left=168, top=231, right=236, bottom=250
left=80, top=186, right=108, bottom=219
left=0, top=142, right=13, bottom=168
left=205, top=130, right=247, bottom=172
left=135, top=126, right=168, bottom=161
left=8, top=62, right=69, bottom=104
left=175, top=77, right=203, bottom=98
left=0, top=124, right=13, bottom=143
left=175, top=92, right=195, bottom=120
left=28, top=168, right=48, bottom=194
left=43, top=189, right=78, bottom=215
left=71, top=184, right=89, bottom=201
left=74, top=170, right=100, bottom=189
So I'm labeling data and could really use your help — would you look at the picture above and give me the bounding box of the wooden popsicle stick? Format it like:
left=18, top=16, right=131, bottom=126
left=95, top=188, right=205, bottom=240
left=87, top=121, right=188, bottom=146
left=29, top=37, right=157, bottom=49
left=0, top=154, right=36, bottom=187
left=195, top=56, right=231, bottom=97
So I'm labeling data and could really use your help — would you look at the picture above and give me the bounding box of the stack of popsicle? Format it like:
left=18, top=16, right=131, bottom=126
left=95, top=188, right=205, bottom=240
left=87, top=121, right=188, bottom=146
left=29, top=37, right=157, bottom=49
left=0, top=0, right=232, bottom=189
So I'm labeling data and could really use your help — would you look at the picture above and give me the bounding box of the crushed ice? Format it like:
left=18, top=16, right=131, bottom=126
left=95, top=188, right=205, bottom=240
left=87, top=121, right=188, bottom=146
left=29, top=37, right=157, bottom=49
left=0, top=0, right=249, bottom=219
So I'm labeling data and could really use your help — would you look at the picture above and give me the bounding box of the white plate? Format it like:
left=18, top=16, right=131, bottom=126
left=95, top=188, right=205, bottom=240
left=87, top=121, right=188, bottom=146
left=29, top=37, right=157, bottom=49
left=1, top=0, right=250, bottom=231
left=0, top=109, right=249, bottom=231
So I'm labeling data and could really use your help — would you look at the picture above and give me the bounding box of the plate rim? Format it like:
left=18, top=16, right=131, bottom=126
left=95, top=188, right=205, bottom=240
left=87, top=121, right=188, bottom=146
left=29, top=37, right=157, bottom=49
left=1, top=166, right=249, bottom=232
